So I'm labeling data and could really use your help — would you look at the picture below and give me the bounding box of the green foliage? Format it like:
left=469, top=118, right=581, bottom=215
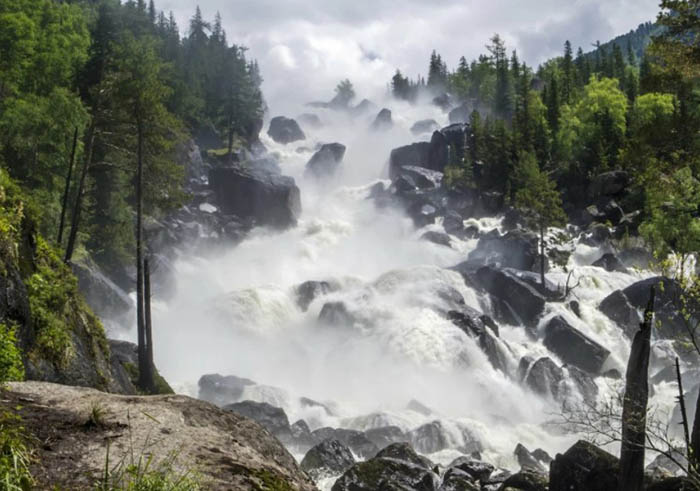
left=514, top=151, right=567, bottom=231
left=123, top=362, right=174, bottom=395
left=640, top=167, right=700, bottom=268
left=0, top=411, right=34, bottom=490
left=332, top=79, right=356, bottom=107
left=0, top=323, right=24, bottom=383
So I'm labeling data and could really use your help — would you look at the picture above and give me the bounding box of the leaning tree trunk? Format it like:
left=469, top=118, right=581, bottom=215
left=57, top=127, right=78, bottom=246
left=619, top=286, right=655, bottom=491
left=692, top=385, right=700, bottom=474
left=64, top=121, right=97, bottom=264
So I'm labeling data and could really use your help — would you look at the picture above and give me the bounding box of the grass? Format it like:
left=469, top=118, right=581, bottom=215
left=0, top=411, right=34, bottom=490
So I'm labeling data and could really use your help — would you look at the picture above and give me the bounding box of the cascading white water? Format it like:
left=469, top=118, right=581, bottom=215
left=114, top=93, right=684, bottom=484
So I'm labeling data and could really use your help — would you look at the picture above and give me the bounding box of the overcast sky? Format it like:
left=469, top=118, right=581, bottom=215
left=157, top=0, right=661, bottom=114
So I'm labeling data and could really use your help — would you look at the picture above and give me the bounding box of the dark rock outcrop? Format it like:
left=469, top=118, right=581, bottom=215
left=318, top=301, right=355, bottom=327
left=72, top=258, right=132, bottom=320
left=427, top=124, right=467, bottom=173
left=311, top=427, right=378, bottom=458
left=198, top=373, right=256, bottom=406
left=389, top=142, right=431, bottom=179
left=209, top=164, right=301, bottom=229
left=267, top=116, right=306, bottom=144
left=332, top=443, right=438, bottom=491
left=599, top=289, right=641, bottom=338
left=300, top=439, right=355, bottom=479
left=592, top=253, right=629, bottom=273
left=224, top=400, right=291, bottom=440
left=371, top=108, right=393, bottom=131
left=411, top=119, right=440, bottom=135
left=363, top=425, right=407, bottom=449
left=500, top=468, right=548, bottom=491
left=421, top=231, right=452, bottom=247
left=465, top=230, right=540, bottom=272
left=295, top=280, right=336, bottom=312
left=542, top=316, right=610, bottom=374
left=522, top=357, right=564, bottom=400
left=305, top=143, right=347, bottom=178
left=549, top=440, right=619, bottom=491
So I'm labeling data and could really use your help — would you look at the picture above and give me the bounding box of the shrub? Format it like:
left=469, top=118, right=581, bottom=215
left=0, top=411, right=34, bottom=490
left=0, top=323, right=24, bottom=383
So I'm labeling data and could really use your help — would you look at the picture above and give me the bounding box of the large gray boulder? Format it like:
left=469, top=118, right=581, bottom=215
left=427, top=124, right=468, bottom=173
left=311, top=427, right=378, bottom=458
left=223, top=400, right=291, bottom=440
left=305, top=143, right=347, bottom=178
left=371, top=108, right=393, bottom=131
left=389, top=142, right=431, bottom=179
left=411, top=119, right=440, bottom=135
left=549, top=440, right=619, bottom=491
left=267, top=116, right=306, bottom=144
left=209, top=164, right=301, bottom=229
left=300, top=439, right=355, bottom=480
left=198, top=373, right=256, bottom=406
left=543, top=316, right=610, bottom=374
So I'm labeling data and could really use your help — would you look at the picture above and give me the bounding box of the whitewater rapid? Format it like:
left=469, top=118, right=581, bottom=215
left=114, top=96, right=682, bottom=478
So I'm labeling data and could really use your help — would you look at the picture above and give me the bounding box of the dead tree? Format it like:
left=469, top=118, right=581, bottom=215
left=618, top=286, right=655, bottom=491
left=693, top=382, right=700, bottom=473
left=676, top=357, right=691, bottom=461
left=57, top=127, right=78, bottom=246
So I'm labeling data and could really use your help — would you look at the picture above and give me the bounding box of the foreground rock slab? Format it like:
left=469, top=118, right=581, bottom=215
left=3, top=382, right=316, bottom=491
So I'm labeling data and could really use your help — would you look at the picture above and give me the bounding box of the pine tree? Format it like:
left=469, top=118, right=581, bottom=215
left=546, top=75, right=560, bottom=133
left=562, top=41, right=573, bottom=103
left=488, top=34, right=512, bottom=118
left=148, top=0, right=156, bottom=24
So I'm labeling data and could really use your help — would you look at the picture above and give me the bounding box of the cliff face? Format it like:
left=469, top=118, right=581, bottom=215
left=0, top=171, right=134, bottom=393
left=3, top=382, right=318, bottom=490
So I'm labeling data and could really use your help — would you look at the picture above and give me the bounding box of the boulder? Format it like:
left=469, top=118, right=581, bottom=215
left=566, top=365, right=599, bottom=405
left=439, top=467, right=479, bottom=490
left=305, top=143, right=347, bottom=178
left=311, top=428, right=379, bottom=458
left=399, top=166, right=444, bottom=189
left=549, top=440, right=619, bottom=491
left=371, top=108, right=393, bottom=131
left=267, top=116, right=306, bottom=144
left=318, top=301, right=355, bottom=327
left=514, top=443, right=546, bottom=472
left=588, top=170, right=629, bottom=199
left=290, top=420, right=317, bottom=451
left=297, top=113, right=322, bottom=128
left=447, top=457, right=494, bottom=483
left=543, top=316, right=610, bottom=374
left=443, top=211, right=465, bottom=235
left=389, top=142, right=431, bottom=179
left=331, top=449, right=439, bottom=491
left=295, top=280, right=336, bottom=312
left=376, top=442, right=434, bottom=469
left=363, top=425, right=407, bottom=449
left=592, top=253, right=628, bottom=273
left=472, top=266, right=546, bottom=327
left=408, top=421, right=481, bottom=455
left=582, top=199, right=625, bottom=226
left=421, top=231, right=452, bottom=247
left=198, top=373, right=256, bottom=406
left=478, top=329, right=510, bottom=373
left=352, top=99, right=377, bottom=116
left=427, top=124, right=468, bottom=173
left=411, top=119, right=440, bottom=135
left=408, top=201, right=440, bottom=228
left=465, top=230, right=540, bottom=272
left=580, top=223, right=612, bottom=247
left=300, top=439, right=355, bottom=479
left=599, top=289, right=641, bottom=338
left=448, top=102, right=471, bottom=124
left=522, top=357, right=564, bottom=400
left=500, top=469, right=548, bottom=491
left=209, top=165, right=301, bottom=229
left=223, top=400, right=291, bottom=439
left=433, top=93, right=453, bottom=111
left=72, top=258, right=133, bottom=320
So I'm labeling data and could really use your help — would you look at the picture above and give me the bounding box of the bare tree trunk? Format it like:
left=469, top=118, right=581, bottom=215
left=64, top=121, right=97, bottom=263
left=135, top=118, right=148, bottom=393
left=539, top=224, right=545, bottom=289
left=676, top=357, right=691, bottom=460
left=144, top=256, right=155, bottom=393
left=692, top=384, right=700, bottom=473
left=58, top=127, right=78, bottom=246
left=619, top=286, right=655, bottom=491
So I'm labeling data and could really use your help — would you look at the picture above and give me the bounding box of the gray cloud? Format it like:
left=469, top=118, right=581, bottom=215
left=157, top=0, right=660, bottom=114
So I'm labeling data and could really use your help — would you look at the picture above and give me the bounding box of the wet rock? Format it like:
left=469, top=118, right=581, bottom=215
left=569, top=300, right=581, bottom=318
left=465, top=229, right=540, bottom=272
left=408, top=421, right=481, bottom=455
left=421, top=231, right=452, bottom=247
left=446, top=457, right=495, bottom=483
left=198, top=373, right=256, bottom=406
left=363, top=426, right=407, bottom=449
left=318, top=301, right=355, bottom=327
left=290, top=420, right=316, bottom=451
left=515, top=443, right=546, bottom=472
left=267, top=116, right=306, bottom=144
left=443, top=210, right=465, bottom=235
left=549, top=440, right=619, bottom=491
left=72, top=257, right=133, bottom=320
left=427, top=124, right=468, bottom=173
left=305, top=143, right=346, bottom=178
left=580, top=223, right=612, bottom=247
left=389, top=142, right=431, bottom=179
left=376, top=442, right=434, bottom=469
left=532, top=449, right=553, bottom=466
left=588, top=170, right=629, bottom=199
left=311, top=427, right=379, bottom=459
left=408, top=201, right=440, bottom=228
left=478, top=329, right=510, bottom=373
left=295, top=280, right=336, bottom=312
left=592, top=253, right=628, bottom=273
left=472, top=266, right=546, bottom=327
left=440, top=468, right=479, bottom=490
left=371, top=108, right=393, bottom=131
left=399, top=166, right=444, bottom=190
left=566, top=365, right=599, bottom=405
left=500, top=468, right=548, bottom=491
left=599, top=289, right=641, bottom=338
left=522, top=357, right=564, bottom=400
left=543, top=316, right=610, bottom=374
left=412, top=119, right=440, bottom=135
left=223, top=400, right=291, bottom=439
left=209, top=164, right=301, bottom=229
left=331, top=447, right=439, bottom=491
left=300, top=439, right=355, bottom=480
